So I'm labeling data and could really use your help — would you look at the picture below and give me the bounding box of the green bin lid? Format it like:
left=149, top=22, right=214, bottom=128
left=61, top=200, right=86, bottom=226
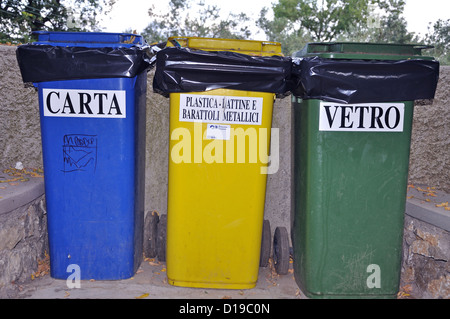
left=293, top=42, right=435, bottom=60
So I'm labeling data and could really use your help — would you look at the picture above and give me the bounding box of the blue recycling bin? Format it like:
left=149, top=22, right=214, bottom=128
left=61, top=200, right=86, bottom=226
left=16, top=32, right=150, bottom=280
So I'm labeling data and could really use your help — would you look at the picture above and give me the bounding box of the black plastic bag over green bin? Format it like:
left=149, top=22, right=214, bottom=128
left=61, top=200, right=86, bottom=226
left=291, top=42, right=440, bottom=104
left=292, top=57, right=439, bottom=104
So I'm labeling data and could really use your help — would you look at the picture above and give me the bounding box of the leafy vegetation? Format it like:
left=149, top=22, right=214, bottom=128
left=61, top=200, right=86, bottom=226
left=1, top=0, right=448, bottom=64
left=0, top=0, right=114, bottom=43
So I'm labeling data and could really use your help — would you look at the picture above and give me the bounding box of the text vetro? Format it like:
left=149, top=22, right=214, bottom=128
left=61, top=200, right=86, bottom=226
left=319, top=102, right=405, bottom=132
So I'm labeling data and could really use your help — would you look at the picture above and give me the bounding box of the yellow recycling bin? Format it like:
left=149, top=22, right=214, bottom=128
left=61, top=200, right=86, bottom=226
left=165, top=37, right=282, bottom=289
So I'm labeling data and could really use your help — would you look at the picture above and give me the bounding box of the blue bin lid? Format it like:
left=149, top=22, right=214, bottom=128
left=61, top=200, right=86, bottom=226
left=32, top=31, right=145, bottom=48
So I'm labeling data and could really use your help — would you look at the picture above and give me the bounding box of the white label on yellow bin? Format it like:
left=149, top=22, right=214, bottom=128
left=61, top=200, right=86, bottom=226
left=206, top=124, right=231, bottom=140
left=319, top=102, right=405, bottom=132
left=179, top=94, right=263, bottom=125
left=43, top=89, right=126, bottom=118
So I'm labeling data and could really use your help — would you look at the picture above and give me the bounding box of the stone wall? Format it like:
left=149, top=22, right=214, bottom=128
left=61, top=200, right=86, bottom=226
left=0, top=45, right=42, bottom=169
left=0, top=196, right=48, bottom=298
left=409, top=66, right=450, bottom=193
left=402, top=215, right=450, bottom=299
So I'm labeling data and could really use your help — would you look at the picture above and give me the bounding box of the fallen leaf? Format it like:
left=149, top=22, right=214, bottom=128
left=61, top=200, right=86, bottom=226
left=31, top=252, right=50, bottom=279
left=436, top=202, right=448, bottom=208
left=135, top=293, right=149, bottom=299
left=397, top=285, right=413, bottom=299
left=397, top=291, right=410, bottom=298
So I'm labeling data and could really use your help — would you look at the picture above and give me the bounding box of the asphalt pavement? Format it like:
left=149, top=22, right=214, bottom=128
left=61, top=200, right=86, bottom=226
left=15, top=257, right=304, bottom=299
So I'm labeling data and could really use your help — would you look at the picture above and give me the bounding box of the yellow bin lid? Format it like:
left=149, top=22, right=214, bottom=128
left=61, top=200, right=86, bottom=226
left=166, top=36, right=283, bottom=56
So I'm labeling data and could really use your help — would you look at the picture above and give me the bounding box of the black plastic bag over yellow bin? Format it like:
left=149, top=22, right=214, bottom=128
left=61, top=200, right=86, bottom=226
left=153, top=37, right=299, bottom=97
left=154, top=37, right=286, bottom=289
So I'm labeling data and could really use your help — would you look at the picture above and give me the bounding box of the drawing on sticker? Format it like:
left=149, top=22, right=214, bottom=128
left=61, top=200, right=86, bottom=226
left=62, top=134, right=97, bottom=173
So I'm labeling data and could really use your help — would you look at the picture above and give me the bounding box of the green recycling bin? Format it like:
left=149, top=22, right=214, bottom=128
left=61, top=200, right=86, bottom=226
left=291, top=43, right=439, bottom=299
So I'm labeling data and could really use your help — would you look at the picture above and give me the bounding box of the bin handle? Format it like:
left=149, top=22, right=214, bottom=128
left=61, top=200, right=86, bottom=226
left=169, top=38, right=182, bottom=47
left=413, top=45, right=434, bottom=50
left=261, top=41, right=280, bottom=46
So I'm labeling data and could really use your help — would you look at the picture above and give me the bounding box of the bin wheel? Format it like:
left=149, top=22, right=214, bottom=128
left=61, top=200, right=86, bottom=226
left=144, top=211, right=159, bottom=258
left=260, top=220, right=271, bottom=267
left=273, top=227, right=290, bottom=275
left=156, top=214, right=167, bottom=262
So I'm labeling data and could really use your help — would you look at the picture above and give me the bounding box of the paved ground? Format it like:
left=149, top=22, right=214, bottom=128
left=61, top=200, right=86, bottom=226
left=15, top=258, right=304, bottom=299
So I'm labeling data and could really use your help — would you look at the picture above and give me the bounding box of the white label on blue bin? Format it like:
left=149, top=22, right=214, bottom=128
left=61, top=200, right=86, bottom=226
left=179, top=94, right=263, bottom=125
left=43, top=89, right=126, bottom=118
left=206, top=124, right=231, bottom=140
left=319, top=102, right=405, bottom=132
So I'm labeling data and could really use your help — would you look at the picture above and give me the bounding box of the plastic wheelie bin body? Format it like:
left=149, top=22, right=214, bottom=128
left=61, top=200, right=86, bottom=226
left=291, top=43, right=439, bottom=298
left=16, top=32, right=148, bottom=280
left=161, top=37, right=282, bottom=289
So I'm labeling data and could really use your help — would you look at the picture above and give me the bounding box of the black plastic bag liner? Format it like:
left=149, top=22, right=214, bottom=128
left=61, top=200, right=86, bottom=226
left=153, top=47, right=298, bottom=96
left=16, top=44, right=153, bottom=83
left=292, top=56, right=440, bottom=104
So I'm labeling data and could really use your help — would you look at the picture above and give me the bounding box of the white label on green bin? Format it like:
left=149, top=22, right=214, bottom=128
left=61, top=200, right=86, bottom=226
left=319, top=102, right=405, bottom=132
left=43, top=89, right=126, bottom=118
left=179, top=94, right=263, bottom=125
